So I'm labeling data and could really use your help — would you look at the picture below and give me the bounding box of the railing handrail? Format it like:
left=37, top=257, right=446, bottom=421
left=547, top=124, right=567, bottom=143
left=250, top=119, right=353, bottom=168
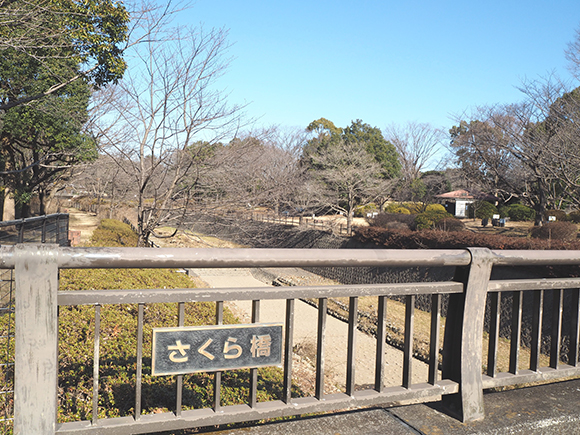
left=0, top=245, right=472, bottom=269
left=4, top=245, right=580, bottom=269
left=0, top=213, right=69, bottom=228
left=8, top=244, right=580, bottom=434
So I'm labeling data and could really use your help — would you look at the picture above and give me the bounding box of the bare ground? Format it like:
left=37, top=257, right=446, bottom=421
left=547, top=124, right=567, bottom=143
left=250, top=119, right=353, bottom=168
left=66, top=207, right=101, bottom=245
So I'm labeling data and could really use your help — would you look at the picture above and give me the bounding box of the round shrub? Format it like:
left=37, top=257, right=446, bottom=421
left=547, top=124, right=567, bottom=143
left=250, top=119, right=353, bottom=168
left=386, top=221, right=411, bottom=231
left=435, top=218, right=465, bottom=232
left=569, top=210, right=580, bottom=223
left=506, top=204, right=536, bottom=222
left=368, top=212, right=415, bottom=229
left=497, top=205, right=509, bottom=218
left=529, top=221, right=578, bottom=241
left=414, top=210, right=453, bottom=230
left=467, top=201, right=498, bottom=219
left=544, top=209, right=568, bottom=222
left=425, top=203, right=446, bottom=212
left=403, top=202, right=423, bottom=214
left=384, top=203, right=411, bottom=214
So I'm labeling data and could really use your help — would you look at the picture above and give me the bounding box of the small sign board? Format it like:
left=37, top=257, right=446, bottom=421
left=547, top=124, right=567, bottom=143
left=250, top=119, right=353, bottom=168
left=492, top=214, right=500, bottom=219
left=548, top=215, right=557, bottom=222
left=152, top=323, right=283, bottom=376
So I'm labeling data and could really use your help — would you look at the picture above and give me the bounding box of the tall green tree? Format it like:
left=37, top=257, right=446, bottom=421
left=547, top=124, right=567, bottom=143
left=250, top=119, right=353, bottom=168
left=304, top=118, right=401, bottom=178
left=0, top=0, right=129, bottom=217
left=0, top=56, right=97, bottom=217
left=0, top=0, right=129, bottom=110
left=342, top=119, right=401, bottom=178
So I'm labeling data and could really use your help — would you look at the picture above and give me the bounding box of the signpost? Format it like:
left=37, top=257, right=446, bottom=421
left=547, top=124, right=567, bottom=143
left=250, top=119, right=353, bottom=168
left=152, top=323, right=283, bottom=376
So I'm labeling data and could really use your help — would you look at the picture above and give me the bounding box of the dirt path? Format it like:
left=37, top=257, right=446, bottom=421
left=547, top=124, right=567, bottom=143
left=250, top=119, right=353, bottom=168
left=187, top=268, right=430, bottom=394
left=66, top=207, right=101, bottom=244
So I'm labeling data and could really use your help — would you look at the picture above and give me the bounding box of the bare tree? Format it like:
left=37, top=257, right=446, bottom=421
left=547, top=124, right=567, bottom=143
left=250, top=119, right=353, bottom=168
left=450, top=76, right=580, bottom=225
left=205, top=127, right=307, bottom=214
left=92, top=13, right=243, bottom=246
left=384, top=121, right=443, bottom=183
left=306, top=140, right=387, bottom=235
left=566, top=25, right=580, bottom=81
left=67, top=154, right=136, bottom=218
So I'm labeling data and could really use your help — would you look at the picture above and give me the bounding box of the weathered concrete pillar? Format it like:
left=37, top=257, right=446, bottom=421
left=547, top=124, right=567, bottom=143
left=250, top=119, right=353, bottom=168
left=14, top=244, right=59, bottom=434
left=442, top=247, right=494, bottom=422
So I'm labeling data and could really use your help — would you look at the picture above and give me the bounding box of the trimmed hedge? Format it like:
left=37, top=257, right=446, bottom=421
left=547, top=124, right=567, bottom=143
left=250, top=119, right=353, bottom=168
left=530, top=221, right=577, bottom=241
left=355, top=225, right=580, bottom=250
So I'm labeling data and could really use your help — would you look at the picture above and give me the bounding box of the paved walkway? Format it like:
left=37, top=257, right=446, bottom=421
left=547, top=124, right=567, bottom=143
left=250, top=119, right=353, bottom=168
left=187, top=267, right=430, bottom=391
left=203, top=377, right=580, bottom=434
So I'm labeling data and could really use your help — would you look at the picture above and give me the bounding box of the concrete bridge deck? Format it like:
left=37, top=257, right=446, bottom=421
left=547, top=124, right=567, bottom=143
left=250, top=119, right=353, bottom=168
left=203, top=377, right=580, bottom=434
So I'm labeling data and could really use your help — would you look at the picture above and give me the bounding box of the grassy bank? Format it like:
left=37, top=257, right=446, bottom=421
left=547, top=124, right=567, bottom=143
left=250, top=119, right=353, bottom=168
left=32, top=219, right=298, bottom=425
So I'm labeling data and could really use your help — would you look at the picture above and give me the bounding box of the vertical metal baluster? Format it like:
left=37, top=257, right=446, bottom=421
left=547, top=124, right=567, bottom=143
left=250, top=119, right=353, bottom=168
left=550, top=289, right=563, bottom=369
left=403, top=295, right=415, bottom=388
left=176, top=302, right=185, bottom=416
left=315, top=298, right=327, bottom=400
left=214, top=301, right=223, bottom=412
left=346, top=297, right=358, bottom=396
left=283, top=299, right=295, bottom=403
left=530, top=290, right=544, bottom=372
left=135, top=304, right=144, bottom=420
left=487, top=292, right=501, bottom=377
left=92, top=304, right=101, bottom=425
left=509, top=291, right=523, bottom=374
left=429, top=294, right=441, bottom=384
left=375, top=296, right=386, bottom=392
left=569, top=289, right=580, bottom=367
left=249, top=300, right=260, bottom=408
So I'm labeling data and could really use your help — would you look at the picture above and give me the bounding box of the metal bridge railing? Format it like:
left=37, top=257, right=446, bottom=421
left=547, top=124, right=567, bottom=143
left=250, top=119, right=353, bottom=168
left=0, top=213, right=70, bottom=246
left=2, top=245, right=580, bottom=434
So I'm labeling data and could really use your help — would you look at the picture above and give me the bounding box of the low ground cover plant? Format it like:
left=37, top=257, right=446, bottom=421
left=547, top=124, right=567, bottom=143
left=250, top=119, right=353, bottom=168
left=55, top=220, right=299, bottom=423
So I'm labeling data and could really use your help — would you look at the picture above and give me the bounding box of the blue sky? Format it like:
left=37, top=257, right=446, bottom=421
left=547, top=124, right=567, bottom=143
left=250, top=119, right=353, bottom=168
left=178, top=1, right=580, bottom=134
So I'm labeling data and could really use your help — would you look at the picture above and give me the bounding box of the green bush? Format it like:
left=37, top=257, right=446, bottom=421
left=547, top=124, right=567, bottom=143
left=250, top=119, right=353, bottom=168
left=467, top=201, right=497, bottom=219
left=385, top=203, right=410, bottom=214
left=425, top=204, right=446, bottom=212
left=403, top=202, right=423, bottom=214
left=414, top=210, right=453, bottom=230
left=529, top=222, right=578, bottom=241
left=497, top=205, right=509, bottom=218
left=90, top=219, right=139, bottom=247
left=506, top=204, right=536, bottom=222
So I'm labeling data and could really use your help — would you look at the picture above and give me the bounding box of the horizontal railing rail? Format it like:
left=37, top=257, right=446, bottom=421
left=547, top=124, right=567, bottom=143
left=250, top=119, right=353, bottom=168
left=5, top=245, right=580, bottom=434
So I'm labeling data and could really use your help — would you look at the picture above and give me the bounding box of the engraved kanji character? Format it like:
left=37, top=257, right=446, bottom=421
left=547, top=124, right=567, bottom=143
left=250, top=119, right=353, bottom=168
left=250, top=334, right=271, bottom=357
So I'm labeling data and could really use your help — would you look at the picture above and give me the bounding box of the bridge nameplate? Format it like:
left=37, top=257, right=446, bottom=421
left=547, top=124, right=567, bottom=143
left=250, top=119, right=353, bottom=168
left=152, top=323, right=283, bottom=375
